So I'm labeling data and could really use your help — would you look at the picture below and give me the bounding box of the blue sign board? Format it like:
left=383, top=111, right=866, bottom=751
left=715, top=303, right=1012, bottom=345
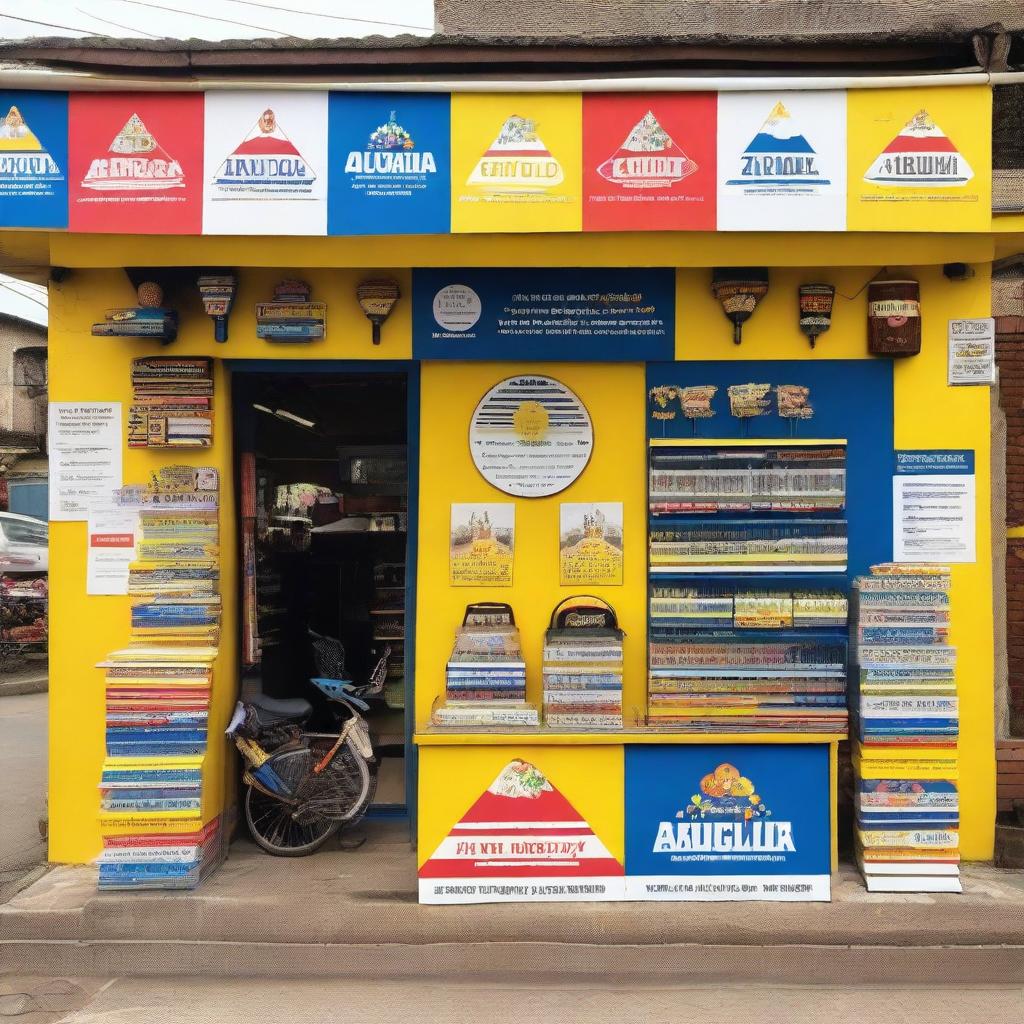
left=412, top=267, right=675, bottom=361
left=328, top=93, right=450, bottom=236
left=624, top=744, right=831, bottom=900
left=895, top=449, right=974, bottom=475
left=0, top=90, right=68, bottom=229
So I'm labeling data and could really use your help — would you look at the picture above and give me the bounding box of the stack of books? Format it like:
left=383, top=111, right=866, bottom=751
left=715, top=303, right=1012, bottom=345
left=91, top=305, right=177, bottom=343
left=542, top=601, right=624, bottom=730
left=434, top=611, right=537, bottom=727
left=852, top=563, right=961, bottom=893
left=95, top=467, right=225, bottom=890
left=129, top=357, right=213, bottom=448
left=255, top=279, right=327, bottom=343
left=649, top=586, right=847, bottom=629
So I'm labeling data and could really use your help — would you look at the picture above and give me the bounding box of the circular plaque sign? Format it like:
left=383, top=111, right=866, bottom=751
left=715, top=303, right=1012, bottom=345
left=469, top=375, right=594, bottom=498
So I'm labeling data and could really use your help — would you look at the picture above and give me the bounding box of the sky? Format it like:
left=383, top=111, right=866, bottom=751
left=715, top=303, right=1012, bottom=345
left=0, top=0, right=434, bottom=40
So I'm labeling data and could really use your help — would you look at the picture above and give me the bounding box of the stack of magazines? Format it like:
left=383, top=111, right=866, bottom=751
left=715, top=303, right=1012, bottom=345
left=542, top=597, right=624, bottom=730
left=128, top=357, right=213, bottom=448
left=433, top=604, right=537, bottom=727
left=649, top=586, right=847, bottom=629
left=852, top=563, right=961, bottom=893
left=95, top=467, right=225, bottom=890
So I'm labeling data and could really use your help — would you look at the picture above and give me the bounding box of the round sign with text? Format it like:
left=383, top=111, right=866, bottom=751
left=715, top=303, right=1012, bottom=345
left=469, top=375, right=594, bottom=498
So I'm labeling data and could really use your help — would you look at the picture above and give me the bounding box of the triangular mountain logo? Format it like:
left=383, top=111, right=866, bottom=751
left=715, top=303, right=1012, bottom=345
left=863, top=109, right=973, bottom=188
left=0, top=105, right=61, bottom=178
left=82, top=113, right=184, bottom=191
left=598, top=111, right=698, bottom=189
left=726, top=100, right=829, bottom=189
left=466, top=115, right=564, bottom=193
left=213, top=108, right=316, bottom=193
left=419, top=760, right=624, bottom=899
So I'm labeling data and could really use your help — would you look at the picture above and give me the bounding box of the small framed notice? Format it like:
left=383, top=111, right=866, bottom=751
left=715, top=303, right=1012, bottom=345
left=948, top=318, right=995, bottom=386
left=449, top=503, right=515, bottom=586
left=559, top=502, right=624, bottom=585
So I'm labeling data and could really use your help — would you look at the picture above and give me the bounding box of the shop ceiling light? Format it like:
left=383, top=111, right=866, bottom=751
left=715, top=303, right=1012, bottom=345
left=356, top=278, right=401, bottom=345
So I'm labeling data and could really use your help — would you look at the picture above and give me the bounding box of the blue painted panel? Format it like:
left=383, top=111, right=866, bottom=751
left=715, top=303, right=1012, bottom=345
left=413, top=268, right=675, bottom=361
left=624, top=743, right=830, bottom=879
left=8, top=481, right=48, bottom=521
left=646, top=359, right=895, bottom=579
left=0, top=91, right=68, bottom=229
left=328, top=93, right=450, bottom=236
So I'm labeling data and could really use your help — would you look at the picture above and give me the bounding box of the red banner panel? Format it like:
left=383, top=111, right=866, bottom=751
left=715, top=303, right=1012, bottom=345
left=583, top=93, right=716, bottom=232
left=68, top=93, right=204, bottom=234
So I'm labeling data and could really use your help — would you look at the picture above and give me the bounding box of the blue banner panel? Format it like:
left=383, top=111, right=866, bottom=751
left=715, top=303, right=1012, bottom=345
left=895, top=449, right=974, bottom=475
left=328, top=92, right=450, bottom=236
left=0, top=91, right=68, bottom=228
left=624, top=744, right=831, bottom=900
left=413, top=267, right=675, bottom=361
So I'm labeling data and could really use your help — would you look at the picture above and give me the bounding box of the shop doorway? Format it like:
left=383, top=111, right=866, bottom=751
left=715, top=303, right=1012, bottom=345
left=231, top=362, right=418, bottom=827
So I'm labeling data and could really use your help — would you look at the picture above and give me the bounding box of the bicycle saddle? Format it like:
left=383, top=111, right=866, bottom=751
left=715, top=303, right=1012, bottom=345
left=247, top=693, right=313, bottom=724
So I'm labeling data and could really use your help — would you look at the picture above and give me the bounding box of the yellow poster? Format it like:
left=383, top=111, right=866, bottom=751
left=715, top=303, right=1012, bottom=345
left=450, top=92, right=582, bottom=233
left=846, top=86, right=991, bottom=232
left=450, top=502, right=515, bottom=586
left=559, top=502, right=624, bottom=586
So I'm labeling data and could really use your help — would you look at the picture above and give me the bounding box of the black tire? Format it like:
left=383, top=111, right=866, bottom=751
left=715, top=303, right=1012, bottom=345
left=244, top=741, right=372, bottom=857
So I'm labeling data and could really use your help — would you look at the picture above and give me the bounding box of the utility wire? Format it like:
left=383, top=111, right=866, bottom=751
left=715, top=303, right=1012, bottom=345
left=76, top=6, right=162, bottom=37
left=0, top=11, right=101, bottom=34
left=219, top=0, right=432, bottom=32
left=0, top=282, right=48, bottom=312
left=113, top=0, right=292, bottom=36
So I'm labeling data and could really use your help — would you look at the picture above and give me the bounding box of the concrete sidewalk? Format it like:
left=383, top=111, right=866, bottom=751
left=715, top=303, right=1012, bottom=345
left=3, top=822, right=1024, bottom=982
left=0, top=663, right=48, bottom=697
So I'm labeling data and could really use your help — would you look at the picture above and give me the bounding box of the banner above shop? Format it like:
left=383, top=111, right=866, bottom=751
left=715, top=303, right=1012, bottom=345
left=0, top=86, right=993, bottom=233
left=412, top=267, right=675, bottom=361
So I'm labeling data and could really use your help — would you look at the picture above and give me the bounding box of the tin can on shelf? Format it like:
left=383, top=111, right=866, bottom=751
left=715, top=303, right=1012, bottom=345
left=868, top=279, right=921, bottom=356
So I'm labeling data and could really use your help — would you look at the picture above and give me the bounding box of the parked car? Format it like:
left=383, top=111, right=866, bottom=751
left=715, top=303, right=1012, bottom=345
left=0, top=511, right=48, bottom=573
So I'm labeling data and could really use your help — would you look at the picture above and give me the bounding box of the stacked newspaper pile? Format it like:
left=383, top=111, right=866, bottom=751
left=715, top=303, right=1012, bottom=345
left=95, top=467, right=225, bottom=890
left=543, top=612, right=624, bottom=730
left=434, top=610, right=537, bottom=727
left=852, top=563, right=961, bottom=893
left=128, top=357, right=213, bottom=448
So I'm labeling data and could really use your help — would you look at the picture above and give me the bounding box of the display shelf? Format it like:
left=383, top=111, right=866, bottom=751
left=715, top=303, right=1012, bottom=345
left=415, top=728, right=843, bottom=746
left=649, top=437, right=848, bottom=448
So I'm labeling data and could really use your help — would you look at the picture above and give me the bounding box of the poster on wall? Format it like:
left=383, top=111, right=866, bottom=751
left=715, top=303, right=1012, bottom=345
left=86, top=509, right=138, bottom=595
left=412, top=267, right=674, bottom=361
left=893, top=450, right=976, bottom=563
left=68, top=93, right=204, bottom=234
left=0, top=90, right=67, bottom=228
left=624, top=744, right=832, bottom=901
left=559, top=502, right=624, bottom=585
left=327, top=92, right=450, bottom=236
left=948, top=318, right=996, bottom=385
left=450, top=93, right=582, bottom=234
left=716, top=91, right=847, bottom=232
left=419, top=759, right=626, bottom=904
left=847, top=86, right=990, bottom=232
left=449, top=503, right=515, bottom=586
left=468, top=375, right=594, bottom=498
left=582, top=93, right=716, bottom=232
left=48, top=402, right=123, bottom=521
left=202, top=91, right=328, bottom=235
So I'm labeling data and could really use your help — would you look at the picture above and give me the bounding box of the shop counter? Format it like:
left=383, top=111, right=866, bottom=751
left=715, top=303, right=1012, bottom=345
left=415, top=729, right=840, bottom=903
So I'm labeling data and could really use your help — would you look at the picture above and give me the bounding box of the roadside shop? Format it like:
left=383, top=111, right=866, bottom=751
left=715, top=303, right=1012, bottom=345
left=5, top=81, right=1008, bottom=901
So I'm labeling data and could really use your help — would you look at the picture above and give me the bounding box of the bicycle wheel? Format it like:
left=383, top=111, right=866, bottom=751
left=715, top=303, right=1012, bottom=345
left=306, top=734, right=373, bottom=823
left=244, top=747, right=340, bottom=857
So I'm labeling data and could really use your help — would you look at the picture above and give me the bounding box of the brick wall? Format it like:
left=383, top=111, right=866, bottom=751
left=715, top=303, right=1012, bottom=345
left=995, top=262, right=1024, bottom=735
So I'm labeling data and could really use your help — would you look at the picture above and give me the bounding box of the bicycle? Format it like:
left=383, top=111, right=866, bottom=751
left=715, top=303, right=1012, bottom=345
left=227, top=632, right=390, bottom=856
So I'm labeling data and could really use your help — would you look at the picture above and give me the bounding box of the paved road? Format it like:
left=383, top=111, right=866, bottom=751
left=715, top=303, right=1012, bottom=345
left=0, top=692, right=47, bottom=895
left=0, top=977, right=1021, bottom=1024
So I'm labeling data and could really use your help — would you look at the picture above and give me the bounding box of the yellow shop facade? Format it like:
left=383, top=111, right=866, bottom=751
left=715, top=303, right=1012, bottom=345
left=4, top=77, right=1018, bottom=901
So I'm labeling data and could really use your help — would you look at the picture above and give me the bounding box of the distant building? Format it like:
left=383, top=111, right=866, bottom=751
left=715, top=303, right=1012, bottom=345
left=0, top=311, right=47, bottom=518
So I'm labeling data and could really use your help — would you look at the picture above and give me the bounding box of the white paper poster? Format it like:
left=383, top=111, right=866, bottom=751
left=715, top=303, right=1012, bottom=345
left=948, top=318, right=996, bottom=385
left=716, top=91, right=847, bottom=231
left=86, top=509, right=138, bottom=595
left=202, top=91, right=328, bottom=236
left=48, top=402, right=122, bottom=521
left=893, top=450, right=975, bottom=564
